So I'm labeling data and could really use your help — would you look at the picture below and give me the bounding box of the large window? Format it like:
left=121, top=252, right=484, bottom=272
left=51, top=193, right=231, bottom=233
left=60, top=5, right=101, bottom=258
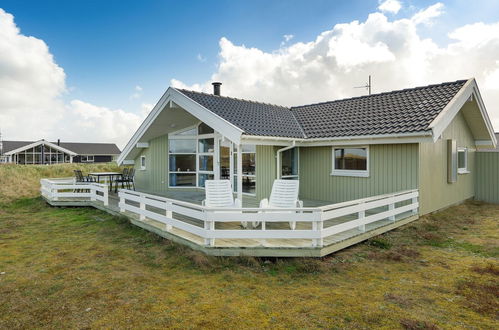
left=458, top=147, right=469, bottom=174
left=281, top=148, right=298, bottom=179
left=81, top=155, right=94, bottom=163
left=168, top=123, right=214, bottom=188
left=234, top=145, right=256, bottom=194
left=332, top=147, right=369, bottom=177
left=13, top=144, right=72, bottom=165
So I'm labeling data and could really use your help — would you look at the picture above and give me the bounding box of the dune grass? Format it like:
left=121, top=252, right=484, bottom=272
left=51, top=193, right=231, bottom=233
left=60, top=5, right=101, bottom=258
left=0, top=164, right=498, bottom=328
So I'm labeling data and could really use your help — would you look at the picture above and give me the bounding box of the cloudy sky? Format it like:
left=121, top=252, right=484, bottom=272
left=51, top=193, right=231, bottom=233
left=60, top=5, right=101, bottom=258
left=1, top=0, right=499, bottom=148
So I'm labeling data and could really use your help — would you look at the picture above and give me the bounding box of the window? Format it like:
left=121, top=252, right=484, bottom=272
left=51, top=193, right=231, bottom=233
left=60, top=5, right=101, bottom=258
left=281, top=148, right=299, bottom=179
left=140, top=155, right=146, bottom=170
left=234, top=145, right=256, bottom=194
left=81, top=155, right=94, bottom=163
left=332, top=147, right=369, bottom=177
left=458, top=148, right=469, bottom=174
left=168, top=123, right=215, bottom=188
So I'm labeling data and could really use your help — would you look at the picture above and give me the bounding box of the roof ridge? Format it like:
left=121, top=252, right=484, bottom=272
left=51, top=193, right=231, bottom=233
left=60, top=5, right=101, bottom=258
left=290, top=79, right=469, bottom=110
left=176, top=88, right=290, bottom=109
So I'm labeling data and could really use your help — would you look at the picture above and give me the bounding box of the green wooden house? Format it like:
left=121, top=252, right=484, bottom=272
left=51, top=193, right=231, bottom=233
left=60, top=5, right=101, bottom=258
left=118, top=78, right=496, bottom=216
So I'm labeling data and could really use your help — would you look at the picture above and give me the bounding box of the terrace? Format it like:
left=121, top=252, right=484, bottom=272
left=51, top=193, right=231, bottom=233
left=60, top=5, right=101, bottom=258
left=40, top=177, right=419, bottom=257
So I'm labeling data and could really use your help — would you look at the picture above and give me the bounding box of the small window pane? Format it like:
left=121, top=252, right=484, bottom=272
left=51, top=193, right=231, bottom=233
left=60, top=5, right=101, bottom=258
left=198, top=138, right=214, bottom=153
left=199, top=155, right=213, bottom=171
left=334, top=148, right=367, bottom=171
left=458, top=150, right=466, bottom=169
left=198, top=123, right=214, bottom=135
left=169, top=173, right=196, bottom=187
left=176, top=127, right=197, bottom=136
left=198, top=173, right=214, bottom=187
left=233, top=176, right=257, bottom=194
left=242, top=145, right=256, bottom=153
left=242, top=153, right=256, bottom=175
left=169, top=139, right=196, bottom=153
left=282, top=148, right=298, bottom=176
left=169, top=155, right=195, bottom=172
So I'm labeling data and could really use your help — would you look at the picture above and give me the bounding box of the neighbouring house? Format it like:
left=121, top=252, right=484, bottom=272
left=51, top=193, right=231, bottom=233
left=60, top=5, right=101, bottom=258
left=0, top=139, right=121, bottom=165
left=118, top=78, right=496, bottom=216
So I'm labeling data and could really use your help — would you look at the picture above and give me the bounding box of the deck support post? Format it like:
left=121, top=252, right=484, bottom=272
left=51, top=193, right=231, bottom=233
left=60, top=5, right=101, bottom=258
left=312, top=216, right=323, bottom=247
left=204, top=212, right=215, bottom=247
left=139, top=194, right=146, bottom=221
left=90, top=186, right=96, bottom=202
left=165, top=201, right=173, bottom=231
left=119, top=194, right=125, bottom=213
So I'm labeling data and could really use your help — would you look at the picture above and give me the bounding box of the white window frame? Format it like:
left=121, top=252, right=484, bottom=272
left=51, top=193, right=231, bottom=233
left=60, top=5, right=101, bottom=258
left=140, top=155, right=146, bottom=170
left=331, top=146, right=369, bottom=178
left=168, top=123, right=215, bottom=189
left=457, top=147, right=469, bottom=174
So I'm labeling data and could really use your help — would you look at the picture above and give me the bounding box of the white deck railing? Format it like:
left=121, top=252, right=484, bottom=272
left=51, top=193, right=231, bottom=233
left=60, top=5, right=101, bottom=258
left=40, top=178, right=109, bottom=206
left=118, top=189, right=419, bottom=248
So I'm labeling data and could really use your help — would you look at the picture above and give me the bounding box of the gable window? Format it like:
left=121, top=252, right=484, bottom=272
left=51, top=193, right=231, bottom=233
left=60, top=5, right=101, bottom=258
left=332, top=147, right=369, bottom=177
left=140, top=155, right=146, bottom=170
left=281, top=148, right=299, bottom=179
left=457, top=148, right=469, bottom=174
left=168, top=123, right=214, bottom=188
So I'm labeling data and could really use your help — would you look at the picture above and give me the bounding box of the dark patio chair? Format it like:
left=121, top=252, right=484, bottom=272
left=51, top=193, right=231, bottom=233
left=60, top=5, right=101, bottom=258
left=73, top=170, right=95, bottom=193
left=114, top=168, right=135, bottom=192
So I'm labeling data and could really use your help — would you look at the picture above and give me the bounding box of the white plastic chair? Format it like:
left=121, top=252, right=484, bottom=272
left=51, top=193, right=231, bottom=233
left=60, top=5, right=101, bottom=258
left=203, top=180, right=245, bottom=227
left=258, top=179, right=303, bottom=230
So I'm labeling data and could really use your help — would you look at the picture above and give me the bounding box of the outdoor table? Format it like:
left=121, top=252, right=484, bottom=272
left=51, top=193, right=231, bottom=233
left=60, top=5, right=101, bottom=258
left=88, top=172, right=122, bottom=192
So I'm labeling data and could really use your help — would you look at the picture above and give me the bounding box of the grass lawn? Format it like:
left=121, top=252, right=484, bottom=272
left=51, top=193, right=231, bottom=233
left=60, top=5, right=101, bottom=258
left=0, top=165, right=498, bottom=328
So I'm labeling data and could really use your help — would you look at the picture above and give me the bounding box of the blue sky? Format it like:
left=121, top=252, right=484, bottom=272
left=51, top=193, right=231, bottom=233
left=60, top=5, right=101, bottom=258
left=1, top=0, right=499, bottom=145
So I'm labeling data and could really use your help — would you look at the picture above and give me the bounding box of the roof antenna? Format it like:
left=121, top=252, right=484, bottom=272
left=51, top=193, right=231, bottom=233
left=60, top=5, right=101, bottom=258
left=354, top=75, right=372, bottom=95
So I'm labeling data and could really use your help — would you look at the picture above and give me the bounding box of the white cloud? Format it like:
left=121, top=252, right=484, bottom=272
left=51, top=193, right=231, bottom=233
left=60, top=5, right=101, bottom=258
left=0, top=8, right=144, bottom=148
left=378, top=0, right=402, bottom=14
left=172, top=2, right=499, bottom=131
left=283, top=34, right=294, bottom=42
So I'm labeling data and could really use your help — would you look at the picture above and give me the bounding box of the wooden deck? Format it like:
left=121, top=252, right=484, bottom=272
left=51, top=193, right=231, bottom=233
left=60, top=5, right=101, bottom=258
left=43, top=189, right=419, bottom=257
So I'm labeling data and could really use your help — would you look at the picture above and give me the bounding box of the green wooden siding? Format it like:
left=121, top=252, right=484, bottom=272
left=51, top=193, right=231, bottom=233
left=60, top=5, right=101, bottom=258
left=255, top=145, right=277, bottom=201
left=299, top=144, right=419, bottom=203
left=475, top=152, right=499, bottom=204
left=418, top=112, right=475, bottom=214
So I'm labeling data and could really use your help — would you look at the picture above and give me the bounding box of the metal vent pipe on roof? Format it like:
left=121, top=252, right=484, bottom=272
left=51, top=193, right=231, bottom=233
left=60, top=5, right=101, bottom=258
left=212, top=82, right=222, bottom=96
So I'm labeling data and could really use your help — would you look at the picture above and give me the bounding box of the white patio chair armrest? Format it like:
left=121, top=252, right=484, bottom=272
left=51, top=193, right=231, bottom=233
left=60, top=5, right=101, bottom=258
left=259, top=198, right=269, bottom=208
left=234, top=198, right=242, bottom=208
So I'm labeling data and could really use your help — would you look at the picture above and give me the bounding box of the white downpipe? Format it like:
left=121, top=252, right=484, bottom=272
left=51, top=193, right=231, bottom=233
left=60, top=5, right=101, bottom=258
left=276, top=141, right=296, bottom=179
left=237, top=144, right=243, bottom=203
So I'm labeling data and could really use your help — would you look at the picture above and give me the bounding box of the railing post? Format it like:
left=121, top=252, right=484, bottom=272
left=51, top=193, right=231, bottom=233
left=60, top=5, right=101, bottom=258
left=139, top=194, right=146, bottom=221
left=90, top=185, right=96, bottom=202
left=165, top=201, right=173, bottom=231
left=204, top=211, right=215, bottom=247
left=52, top=183, right=58, bottom=201
left=388, top=196, right=395, bottom=221
left=119, top=192, right=125, bottom=213
left=358, top=202, right=365, bottom=232
left=103, top=186, right=108, bottom=206
left=412, top=195, right=418, bottom=215
left=312, top=212, right=323, bottom=247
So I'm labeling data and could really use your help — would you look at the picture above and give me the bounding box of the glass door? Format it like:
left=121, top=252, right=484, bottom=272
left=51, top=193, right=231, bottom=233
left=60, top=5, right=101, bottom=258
left=219, top=139, right=232, bottom=182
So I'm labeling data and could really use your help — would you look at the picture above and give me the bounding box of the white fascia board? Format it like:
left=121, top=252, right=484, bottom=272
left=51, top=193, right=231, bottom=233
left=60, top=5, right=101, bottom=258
left=5, top=140, right=78, bottom=156
left=136, top=142, right=149, bottom=148
left=428, top=78, right=496, bottom=147
left=241, top=131, right=433, bottom=146
left=117, top=87, right=244, bottom=165
left=117, top=88, right=172, bottom=165
left=169, top=88, right=243, bottom=144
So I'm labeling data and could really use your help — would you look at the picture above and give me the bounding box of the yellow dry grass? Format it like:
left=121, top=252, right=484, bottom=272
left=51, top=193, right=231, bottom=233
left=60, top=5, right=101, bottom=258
left=0, top=165, right=498, bottom=329
left=0, top=163, right=120, bottom=203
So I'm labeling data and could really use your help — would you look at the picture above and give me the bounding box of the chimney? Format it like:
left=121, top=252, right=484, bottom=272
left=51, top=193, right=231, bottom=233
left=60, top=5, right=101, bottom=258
left=212, top=82, right=222, bottom=96
left=57, top=139, right=60, bottom=146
